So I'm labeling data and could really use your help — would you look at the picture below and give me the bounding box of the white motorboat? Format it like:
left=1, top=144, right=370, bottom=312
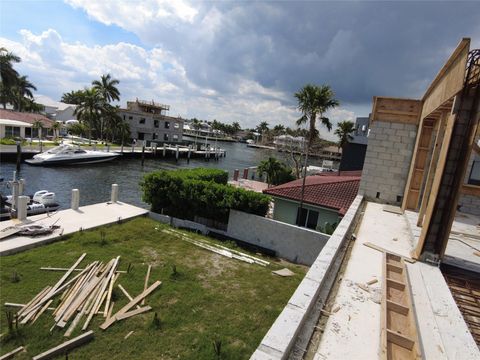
left=25, top=144, right=120, bottom=166
left=1, top=190, right=61, bottom=221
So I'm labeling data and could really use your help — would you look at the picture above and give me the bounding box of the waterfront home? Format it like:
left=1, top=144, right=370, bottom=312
left=263, top=173, right=360, bottom=231
left=0, top=109, right=54, bottom=139
left=273, top=134, right=306, bottom=150
left=34, top=94, right=77, bottom=122
left=117, top=99, right=184, bottom=144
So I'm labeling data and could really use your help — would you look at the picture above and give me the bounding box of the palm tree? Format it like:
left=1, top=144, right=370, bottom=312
left=258, top=157, right=284, bottom=186
left=294, top=84, right=339, bottom=210
left=232, top=121, right=241, bottom=134
left=51, top=121, right=62, bottom=140
left=74, top=88, right=104, bottom=143
left=0, top=48, right=21, bottom=109
left=334, top=120, right=355, bottom=151
left=273, top=124, right=285, bottom=135
left=32, top=120, right=44, bottom=140
left=103, top=105, right=123, bottom=143
left=256, top=121, right=269, bottom=144
left=61, top=90, right=85, bottom=105
left=12, top=75, right=37, bottom=111
left=92, top=74, right=120, bottom=103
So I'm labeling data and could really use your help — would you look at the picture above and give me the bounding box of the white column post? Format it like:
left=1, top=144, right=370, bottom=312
left=111, top=184, right=119, bottom=203
left=71, top=189, right=80, bottom=210
left=18, top=178, right=25, bottom=195
left=17, top=196, right=29, bottom=221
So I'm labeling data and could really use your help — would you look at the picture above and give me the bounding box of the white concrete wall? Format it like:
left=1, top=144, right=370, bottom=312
left=250, top=195, right=364, bottom=360
left=227, top=210, right=330, bottom=265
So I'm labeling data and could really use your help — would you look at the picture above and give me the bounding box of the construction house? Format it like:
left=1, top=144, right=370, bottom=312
left=252, top=38, right=480, bottom=360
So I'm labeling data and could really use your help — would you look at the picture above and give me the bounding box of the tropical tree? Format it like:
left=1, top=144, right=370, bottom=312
left=294, top=84, right=339, bottom=210
left=12, top=75, right=37, bottom=111
left=0, top=48, right=20, bottom=109
left=73, top=88, right=104, bottom=143
left=256, top=121, right=269, bottom=143
left=51, top=121, right=62, bottom=140
left=273, top=124, right=286, bottom=135
left=334, top=120, right=355, bottom=151
left=92, top=73, right=120, bottom=103
left=61, top=90, right=85, bottom=105
left=32, top=120, right=44, bottom=140
left=258, top=157, right=295, bottom=186
left=67, top=122, right=89, bottom=138
left=232, top=121, right=241, bottom=134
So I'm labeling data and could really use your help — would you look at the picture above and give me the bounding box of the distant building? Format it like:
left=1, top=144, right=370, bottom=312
left=118, top=99, right=184, bottom=143
left=34, top=94, right=77, bottom=122
left=273, top=134, right=306, bottom=150
left=339, top=116, right=370, bottom=171
left=0, top=109, right=54, bottom=139
left=263, top=174, right=360, bottom=232
left=183, top=120, right=224, bottom=138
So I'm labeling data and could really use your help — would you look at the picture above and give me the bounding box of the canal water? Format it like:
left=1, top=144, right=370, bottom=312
left=1, top=142, right=319, bottom=209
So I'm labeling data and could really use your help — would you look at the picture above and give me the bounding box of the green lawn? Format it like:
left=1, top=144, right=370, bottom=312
left=0, top=217, right=306, bottom=359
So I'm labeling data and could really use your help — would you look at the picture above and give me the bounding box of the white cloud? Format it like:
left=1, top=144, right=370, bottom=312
left=2, top=28, right=354, bottom=134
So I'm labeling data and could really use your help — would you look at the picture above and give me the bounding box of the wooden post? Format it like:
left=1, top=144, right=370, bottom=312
left=71, top=189, right=80, bottom=210
left=16, top=142, right=21, bottom=172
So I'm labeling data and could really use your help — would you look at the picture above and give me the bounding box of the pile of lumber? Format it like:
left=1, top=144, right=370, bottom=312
left=163, top=228, right=269, bottom=266
left=6, top=253, right=160, bottom=337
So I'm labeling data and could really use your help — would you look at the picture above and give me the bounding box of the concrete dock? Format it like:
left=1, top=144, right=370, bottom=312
left=0, top=202, right=148, bottom=256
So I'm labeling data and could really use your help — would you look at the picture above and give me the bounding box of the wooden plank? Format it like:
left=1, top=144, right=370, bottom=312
left=421, top=38, right=470, bottom=119
left=20, top=286, right=52, bottom=324
left=141, top=265, right=152, bottom=306
left=107, top=301, right=114, bottom=320
left=116, top=306, right=152, bottom=320
left=100, top=280, right=161, bottom=330
left=371, top=97, right=422, bottom=125
left=40, top=267, right=126, bottom=273
left=461, top=184, right=480, bottom=196
left=103, top=272, right=119, bottom=317
left=31, top=299, right=53, bottom=324
left=117, top=284, right=141, bottom=310
left=0, top=346, right=25, bottom=360
left=386, top=329, right=415, bottom=350
left=32, top=330, right=94, bottom=360
left=387, top=300, right=409, bottom=316
left=363, top=242, right=416, bottom=263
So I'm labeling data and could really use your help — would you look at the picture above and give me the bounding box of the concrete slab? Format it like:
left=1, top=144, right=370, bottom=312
left=313, top=202, right=480, bottom=360
left=0, top=202, right=148, bottom=255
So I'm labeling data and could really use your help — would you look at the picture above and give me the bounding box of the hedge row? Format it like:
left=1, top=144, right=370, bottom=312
left=141, top=168, right=270, bottom=223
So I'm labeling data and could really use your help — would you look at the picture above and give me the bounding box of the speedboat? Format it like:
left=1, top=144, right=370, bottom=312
left=25, top=144, right=120, bottom=166
left=1, top=190, right=61, bottom=221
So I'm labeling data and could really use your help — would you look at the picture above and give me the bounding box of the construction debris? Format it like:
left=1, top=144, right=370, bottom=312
left=366, top=278, right=378, bottom=285
left=32, top=331, right=94, bottom=360
left=272, top=268, right=295, bottom=277
left=0, top=346, right=26, bottom=360
left=6, top=253, right=160, bottom=340
left=163, top=228, right=269, bottom=266
left=124, top=331, right=134, bottom=339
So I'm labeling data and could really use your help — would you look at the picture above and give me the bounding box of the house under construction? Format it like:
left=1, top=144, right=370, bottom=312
left=252, top=38, right=480, bottom=360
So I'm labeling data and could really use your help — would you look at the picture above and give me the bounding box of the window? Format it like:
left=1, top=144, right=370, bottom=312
left=154, top=120, right=159, bottom=128
left=164, top=133, right=169, bottom=141
left=173, top=134, right=179, bottom=141
left=165, top=121, right=170, bottom=129
left=296, top=207, right=319, bottom=230
left=152, top=133, right=157, bottom=140
left=174, top=122, right=180, bottom=129
left=468, top=159, right=480, bottom=186
left=5, top=126, right=20, bottom=137
left=138, top=132, right=145, bottom=140
left=128, top=116, right=133, bottom=120
left=123, top=115, right=126, bottom=120
left=139, top=118, right=146, bottom=124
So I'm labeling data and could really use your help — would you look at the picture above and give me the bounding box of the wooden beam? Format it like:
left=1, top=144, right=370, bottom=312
left=461, top=184, right=480, bottom=196
left=116, top=306, right=152, bottom=320
left=0, top=346, right=25, bottom=360
left=32, top=330, right=94, bottom=360
left=413, top=112, right=456, bottom=259
left=100, top=280, right=161, bottom=330
left=141, top=265, right=152, bottom=306
left=421, top=38, right=470, bottom=118
left=363, top=242, right=416, bottom=263
left=417, top=112, right=447, bottom=226
left=117, top=284, right=141, bottom=310
left=371, top=97, right=422, bottom=125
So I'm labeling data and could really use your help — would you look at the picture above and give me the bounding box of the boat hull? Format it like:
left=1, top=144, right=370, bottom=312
left=25, top=154, right=119, bottom=166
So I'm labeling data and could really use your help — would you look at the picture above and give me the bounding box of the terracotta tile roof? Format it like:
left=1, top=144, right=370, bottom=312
left=263, top=175, right=360, bottom=216
left=0, top=109, right=54, bottom=128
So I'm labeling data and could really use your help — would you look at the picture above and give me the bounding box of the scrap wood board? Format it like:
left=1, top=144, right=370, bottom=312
left=381, top=252, right=421, bottom=359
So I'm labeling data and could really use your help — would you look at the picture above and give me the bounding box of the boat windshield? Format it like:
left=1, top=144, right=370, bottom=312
left=46, top=145, right=80, bottom=154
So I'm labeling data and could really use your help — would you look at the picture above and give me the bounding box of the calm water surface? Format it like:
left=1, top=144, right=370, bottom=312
left=1, top=142, right=312, bottom=209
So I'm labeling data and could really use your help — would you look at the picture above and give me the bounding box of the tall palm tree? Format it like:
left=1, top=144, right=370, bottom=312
left=51, top=121, right=62, bottom=140
left=294, top=84, right=339, bottom=211
left=74, top=88, right=104, bottom=143
left=12, top=75, right=37, bottom=111
left=334, top=120, right=355, bottom=151
left=273, top=124, right=286, bottom=135
left=0, top=48, right=21, bottom=109
left=256, top=121, right=269, bottom=144
left=232, top=121, right=241, bottom=134
left=92, top=74, right=120, bottom=103
left=61, top=90, right=85, bottom=105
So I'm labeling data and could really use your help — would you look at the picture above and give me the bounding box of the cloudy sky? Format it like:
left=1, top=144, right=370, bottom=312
left=1, top=1, right=479, bottom=140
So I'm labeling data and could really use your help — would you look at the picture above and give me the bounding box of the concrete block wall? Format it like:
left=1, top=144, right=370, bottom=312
left=359, top=120, right=417, bottom=204
left=250, top=195, right=363, bottom=360
left=458, top=146, right=480, bottom=216
left=227, top=210, right=330, bottom=265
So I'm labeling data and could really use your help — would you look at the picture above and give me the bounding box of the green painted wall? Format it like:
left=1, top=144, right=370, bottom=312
left=272, top=197, right=340, bottom=231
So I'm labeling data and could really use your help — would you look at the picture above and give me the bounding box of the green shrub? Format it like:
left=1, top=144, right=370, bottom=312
left=141, top=168, right=270, bottom=223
